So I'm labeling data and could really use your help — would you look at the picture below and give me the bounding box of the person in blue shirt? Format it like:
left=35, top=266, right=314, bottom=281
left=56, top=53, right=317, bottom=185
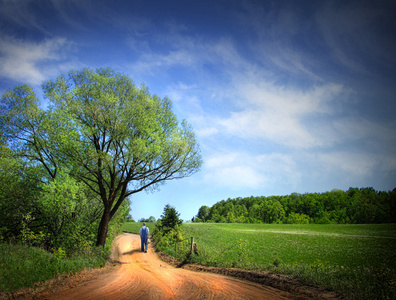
left=139, top=223, right=149, bottom=253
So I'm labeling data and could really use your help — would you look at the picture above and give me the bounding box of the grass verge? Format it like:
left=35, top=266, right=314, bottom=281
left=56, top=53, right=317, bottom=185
left=0, top=243, right=109, bottom=293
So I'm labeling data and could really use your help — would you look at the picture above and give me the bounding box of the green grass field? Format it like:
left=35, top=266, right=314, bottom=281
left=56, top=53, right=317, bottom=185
left=123, top=222, right=396, bottom=299
left=123, top=221, right=145, bottom=234
left=183, top=223, right=396, bottom=270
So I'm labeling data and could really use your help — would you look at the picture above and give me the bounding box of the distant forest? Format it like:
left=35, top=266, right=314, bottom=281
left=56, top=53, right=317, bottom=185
left=193, top=187, right=396, bottom=224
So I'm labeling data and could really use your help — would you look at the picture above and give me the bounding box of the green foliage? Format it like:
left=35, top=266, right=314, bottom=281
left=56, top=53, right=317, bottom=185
left=152, top=205, right=184, bottom=254
left=37, top=169, right=104, bottom=252
left=286, top=212, right=311, bottom=224
left=0, top=124, right=128, bottom=254
left=195, top=205, right=210, bottom=222
left=53, top=247, right=66, bottom=260
left=19, top=227, right=48, bottom=247
left=198, top=188, right=396, bottom=225
left=137, top=216, right=156, bottom=223
left=0, top=143, right=40, bottom=243
left=155, top=226, right=184, bottom=252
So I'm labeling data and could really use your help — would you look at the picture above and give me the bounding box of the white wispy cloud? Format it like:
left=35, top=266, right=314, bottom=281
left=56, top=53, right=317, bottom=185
left=201, top=151, right=301, bottom=191
left=0, top=35, right=71, bottom=85
left=215, top=80, right=345, bottom=149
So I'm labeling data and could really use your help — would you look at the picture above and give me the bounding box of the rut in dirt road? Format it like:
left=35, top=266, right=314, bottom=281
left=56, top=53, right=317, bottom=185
left=38, top=233, right=298, bottom=299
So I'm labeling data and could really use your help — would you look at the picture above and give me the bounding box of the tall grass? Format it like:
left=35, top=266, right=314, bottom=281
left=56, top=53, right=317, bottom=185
left=162, top=223, right=396, bottom=299
left=0, top=243, right=109, bottom=292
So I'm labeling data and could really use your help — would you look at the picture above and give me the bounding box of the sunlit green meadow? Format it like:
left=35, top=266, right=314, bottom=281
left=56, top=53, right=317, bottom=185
left=123, top=221, right=144, bottom=234
left=125, top=222, right=395, bottom=299
left=182, top=223, right=396, bottom=270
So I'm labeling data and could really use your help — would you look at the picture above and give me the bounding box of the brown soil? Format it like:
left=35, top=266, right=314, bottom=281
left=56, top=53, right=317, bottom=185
left=1, top=233, right=342, bottom=299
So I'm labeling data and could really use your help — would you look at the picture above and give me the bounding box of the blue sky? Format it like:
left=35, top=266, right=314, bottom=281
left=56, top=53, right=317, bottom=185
left=1, top=0, right=396, bottom=221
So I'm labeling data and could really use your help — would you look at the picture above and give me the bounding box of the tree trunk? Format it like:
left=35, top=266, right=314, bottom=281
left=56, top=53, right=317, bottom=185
left=96, top=207, right=111, bottom=247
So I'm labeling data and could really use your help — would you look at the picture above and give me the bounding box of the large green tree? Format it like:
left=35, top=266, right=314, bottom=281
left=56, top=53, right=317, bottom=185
left=1, top=68, right=202, bottom=247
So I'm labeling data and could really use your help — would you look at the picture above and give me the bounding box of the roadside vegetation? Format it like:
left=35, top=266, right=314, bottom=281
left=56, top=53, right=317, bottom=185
left=0, top=244, right=109, bottom=292
left=148, top=222, right=396, bottom=300
left=0, top=217, right=124, bottom=293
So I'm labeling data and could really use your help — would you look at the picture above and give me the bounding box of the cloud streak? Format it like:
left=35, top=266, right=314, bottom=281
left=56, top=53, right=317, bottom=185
left=216, top=80, right=345, bottom=149
left=202, top=151, right=300, bottom=191
left=0, top=35, right=71, bottom=85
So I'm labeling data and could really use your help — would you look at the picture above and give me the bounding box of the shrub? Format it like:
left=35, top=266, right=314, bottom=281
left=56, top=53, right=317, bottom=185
left=286, top=212, right=311, bottom=224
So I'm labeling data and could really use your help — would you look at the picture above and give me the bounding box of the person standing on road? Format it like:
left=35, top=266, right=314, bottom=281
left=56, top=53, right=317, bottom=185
left=139, top=222, right=149, bottom=253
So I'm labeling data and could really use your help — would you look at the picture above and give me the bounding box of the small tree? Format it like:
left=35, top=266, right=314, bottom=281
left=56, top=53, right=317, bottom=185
left=196, top=205, right=209, bottom=222
left=159, top=204, right=182, bottom=233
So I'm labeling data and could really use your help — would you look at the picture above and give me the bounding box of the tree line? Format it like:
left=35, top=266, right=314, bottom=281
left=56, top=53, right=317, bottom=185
left=194, top=187, right=396, bottom=224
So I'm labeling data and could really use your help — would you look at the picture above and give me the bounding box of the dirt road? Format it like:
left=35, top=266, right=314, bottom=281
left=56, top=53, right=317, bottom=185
left=34, top=233, right=302, bottom=299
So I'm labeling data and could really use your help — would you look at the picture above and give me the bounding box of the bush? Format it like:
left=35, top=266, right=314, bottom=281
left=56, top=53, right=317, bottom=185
left=154, top=225, right=185, bottom=254
left=286, top=212, right=311, bottom=224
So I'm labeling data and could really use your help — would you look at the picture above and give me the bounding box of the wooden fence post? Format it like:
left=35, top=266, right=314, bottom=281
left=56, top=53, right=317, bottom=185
left=190, top=237, right=194, bottom=254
